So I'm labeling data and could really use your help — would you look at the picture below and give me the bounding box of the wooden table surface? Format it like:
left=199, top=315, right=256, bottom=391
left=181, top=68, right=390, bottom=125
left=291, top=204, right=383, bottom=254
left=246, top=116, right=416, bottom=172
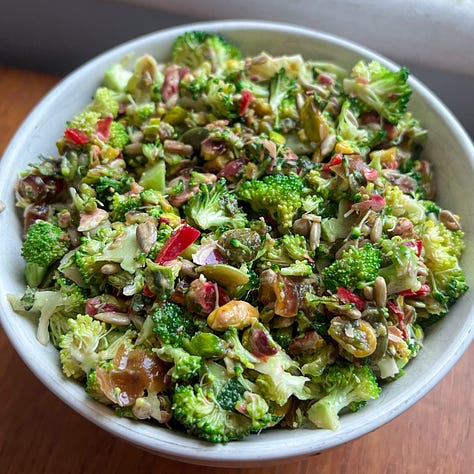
left=0, top=67, right=473, bottom=474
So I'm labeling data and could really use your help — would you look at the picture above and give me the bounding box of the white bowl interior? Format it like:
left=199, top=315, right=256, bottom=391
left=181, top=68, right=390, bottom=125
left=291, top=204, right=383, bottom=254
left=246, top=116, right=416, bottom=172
left=1, top=20, right=473, bottom=468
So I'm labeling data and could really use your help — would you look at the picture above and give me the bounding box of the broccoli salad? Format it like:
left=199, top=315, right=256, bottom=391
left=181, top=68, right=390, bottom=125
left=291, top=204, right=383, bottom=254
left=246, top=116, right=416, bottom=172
left=9, top=32, right=468, bottom=442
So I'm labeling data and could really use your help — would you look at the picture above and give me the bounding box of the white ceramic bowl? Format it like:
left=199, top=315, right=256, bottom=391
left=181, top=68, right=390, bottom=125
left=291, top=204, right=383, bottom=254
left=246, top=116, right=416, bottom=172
left=0, top=20, right=473, bottom=468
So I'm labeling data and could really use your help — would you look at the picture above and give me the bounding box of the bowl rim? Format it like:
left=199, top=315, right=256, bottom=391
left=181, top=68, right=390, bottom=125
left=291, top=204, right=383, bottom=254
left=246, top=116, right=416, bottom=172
left=1, top=19, right=473, bottom=467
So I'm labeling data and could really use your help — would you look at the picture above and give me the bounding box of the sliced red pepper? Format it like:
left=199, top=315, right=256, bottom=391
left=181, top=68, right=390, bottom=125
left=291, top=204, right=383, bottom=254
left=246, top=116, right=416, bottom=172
left=362, top=167, right=379, bottom=182
left=336, top=287, right=366, bottom=311
left=64, top=127, right=90, bottom=145
left=351, top=194, right=386, bottom=212
left=96, top=115, right=113, bottom=142
left=402, top=240, right=423, bottom=258
left=155, top=222, right=200, bottom=265
left=399, top=284, right=431, bottom=298
left=322, top=153, right=343, bottom=173
left=387, top=300, right=408, bottom=339
left=239, top=89, right=253, bottom=116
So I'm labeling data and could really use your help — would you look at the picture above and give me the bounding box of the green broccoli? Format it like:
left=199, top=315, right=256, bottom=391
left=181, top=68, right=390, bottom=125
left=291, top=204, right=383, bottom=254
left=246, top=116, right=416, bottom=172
left=236, top=173, right=306, bottom=230
left=103, top=63, right=133, bottom=92
left=183, top=178, right=248, bottom=231
left=171, top=31, right=241, bottom=75
left=108, top=193, right=142, bottom=222
left=89, top=87, right=119, bottom=118
left=262, top=234, right=310, bottom=268
left=171, top=360, right=275, bottom=443
left=186, top=332, right=227, bottom=358
left=323, top=242, right=382, bottom=291
left=253, top=350, right=311, bottom=406
left=307, top=361, right=381, bottom=430
left=342, top=60, right=412, bottom=124
left=420, top=219, right=468, bottom=311
left=269, top=68, right=297, bottom=129
left=225, top=324, right=311, bottom=406
left=59, top=314, right=108, bottom=379
left=378, top=239, right=421, bottom=295
left=67, top=110, right=101, bottom=136
left=21, top=220, right=70, bottom=287
left=154, top=345, right=202, bottom=382
left=335, top=99, right=386, bottom=156
left=74, top=225, right=143, bottom=287
left=108, top=121, right=130, bottom=149
left=93, top=175, right=132, bottom=204
left=151, top=301, right=197, bottom=347
left=202, top=77, right=239, bottom=119
left=237, top=77, right=269, bottom=99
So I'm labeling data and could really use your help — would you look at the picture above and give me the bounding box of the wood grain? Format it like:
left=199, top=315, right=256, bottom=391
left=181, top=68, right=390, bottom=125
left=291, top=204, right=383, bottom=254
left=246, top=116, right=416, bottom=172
left=0, top=68, right=473, bottom=474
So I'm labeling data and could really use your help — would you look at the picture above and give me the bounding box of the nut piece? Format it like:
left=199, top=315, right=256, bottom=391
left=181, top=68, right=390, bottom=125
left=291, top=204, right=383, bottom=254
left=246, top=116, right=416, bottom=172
left=207, top=300, right=259, bottom=331
left=373, top=276, right=387, bottom=308
left=92, top=311, right=131, bottom=326
left=136, top=221, right=157, bottom=254
left=439, top=209, right=461, bottom=231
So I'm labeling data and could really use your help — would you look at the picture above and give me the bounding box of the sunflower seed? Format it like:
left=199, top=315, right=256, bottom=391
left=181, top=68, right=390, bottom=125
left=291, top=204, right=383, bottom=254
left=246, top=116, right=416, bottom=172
left=374, top=276, right=387, bottom=307
left=439, top=209, right=461, bottom=231
left=136, top=221, right=157, bottom=254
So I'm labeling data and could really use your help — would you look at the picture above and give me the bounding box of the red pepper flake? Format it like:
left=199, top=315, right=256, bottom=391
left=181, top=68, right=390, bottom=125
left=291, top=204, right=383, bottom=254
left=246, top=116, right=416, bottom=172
left=96, top=115, right=113, bottom=142
left=64, top=127, right=89, bottom=145
left=239, top=89, right=253, bottom=116
left=155, top=222, right=201, bottom=265
left=336, top=287, right=366, bottom=311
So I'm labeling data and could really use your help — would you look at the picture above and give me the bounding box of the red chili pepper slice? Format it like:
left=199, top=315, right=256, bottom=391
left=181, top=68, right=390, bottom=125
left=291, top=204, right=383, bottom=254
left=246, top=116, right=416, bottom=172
left=336, top=287, right=366, bottom=311
left=399, top=284, right=431, bottom=298
left=64, top=127, right=90, bottom=145
left=322, top=154, right=343, bottom=173
left=402, top=240, right=423, bottom=258
left=155, top=222, right=201, bottom=265
left=362, top=167, right=379, bottom=182
left=239, top=89, right=253, bottom=116
left=96, top=115, right=113, bottom=142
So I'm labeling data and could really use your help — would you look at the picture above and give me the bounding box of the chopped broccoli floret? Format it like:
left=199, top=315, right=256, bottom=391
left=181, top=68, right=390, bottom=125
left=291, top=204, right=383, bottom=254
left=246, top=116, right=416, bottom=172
left=152, top=301, right=197, bottom=347
left=183, top=178, right=248, bottom=230
left=59, top=314, right=108, bottom=379
left=103, top=63, right=133, bottom=92
left=253, top=350, right=311, bottom=406
left=21, top=220, right=70, bottom=287
left=343, top=60, right=412, bottom=124
left=203, top=77, right=239, bottom=119
left=171, top=31, right=241, bottom=75
left=421, top=219, right=468, bottom=307
left=307, top=361, right=381, bottom=430
left=269, top=68, right=297, bottom=129
left=154, top=345, right=202, bottom=381
left=171, top=360, right=275, bottom=443
left=74, top=225, right=143, bottom=287
left=336, top=99, right=386, bottom=155
left=89, top=87, right=119, bottom=118
left=68, top=110, right=101, bottom=136
left=323, top=242, right=382, bottom=291
left=378, top=239, right=421, bottom=295
left=108, top=121, right=130, bottom=149
left=237, top=173, right=305, bottom=230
